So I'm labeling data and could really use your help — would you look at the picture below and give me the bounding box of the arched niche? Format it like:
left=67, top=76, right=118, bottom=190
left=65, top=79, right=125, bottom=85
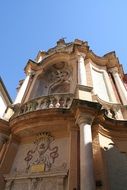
left=30, top=62, right=73, bottom=99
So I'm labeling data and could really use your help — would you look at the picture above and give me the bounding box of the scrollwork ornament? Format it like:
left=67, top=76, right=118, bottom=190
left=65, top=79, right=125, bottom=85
left=24, top=132, right=59, bottom=172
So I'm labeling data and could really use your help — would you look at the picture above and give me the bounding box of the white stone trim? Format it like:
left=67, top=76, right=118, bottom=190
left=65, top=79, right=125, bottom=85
left=109, top=67, right=127, bottom=105
left=77, top=116, right=96, bottom=190
left=78, top=55, right=87, bottom=86
left=89, top=60, right=117, bottom=103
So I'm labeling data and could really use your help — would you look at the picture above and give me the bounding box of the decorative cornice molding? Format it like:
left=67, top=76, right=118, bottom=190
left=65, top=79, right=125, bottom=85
left=24, top=39, right=123, bottom=77
left=92, top=94, right=121, bottom=110
left=77, top=84, right=93, bottom=92
left=108, top=67, right=119, bottom=74
left=98, top=124, right=127, bottom=140
left=96, top=109, right=127, bottom=137
left=4, top=169, right=68, bottom=180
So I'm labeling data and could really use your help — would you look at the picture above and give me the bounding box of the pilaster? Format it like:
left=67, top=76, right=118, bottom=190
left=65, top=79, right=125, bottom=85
left=68, top=125, right=79, bottom=190
left=77, top=54, right=87, bottom=86
left=14, top=69, right=34, bottom=104
left=109, top=67, right=127, bottom=105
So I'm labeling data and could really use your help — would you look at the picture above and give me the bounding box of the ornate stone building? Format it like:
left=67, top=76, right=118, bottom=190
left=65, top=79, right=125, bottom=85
left=0, top=39, right=127, bottom=190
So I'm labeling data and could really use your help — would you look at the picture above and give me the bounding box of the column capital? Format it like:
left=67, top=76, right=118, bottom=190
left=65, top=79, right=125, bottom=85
left=77, top=53, right=86, bottom=59
left=76, top=114, right=94, bottom=126
left=26, top=69, right=35, bottom=77
left=108, top=67, right=118, bottom=74
left=77, top=52, right=86, bottom=58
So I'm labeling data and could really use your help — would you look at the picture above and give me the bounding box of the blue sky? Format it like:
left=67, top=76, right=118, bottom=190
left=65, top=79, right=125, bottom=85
left=0, top=0, right=127, bottom=100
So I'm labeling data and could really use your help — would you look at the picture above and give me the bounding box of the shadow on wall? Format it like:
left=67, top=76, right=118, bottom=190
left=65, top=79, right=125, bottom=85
left=103, top=143, right=127, bottom=190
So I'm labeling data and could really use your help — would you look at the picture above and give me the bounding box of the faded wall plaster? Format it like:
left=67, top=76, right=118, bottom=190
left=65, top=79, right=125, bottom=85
left=11, top=137, right=69, bottom=174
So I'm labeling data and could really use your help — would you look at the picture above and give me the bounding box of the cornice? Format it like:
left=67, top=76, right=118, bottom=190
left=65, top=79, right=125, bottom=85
left=9, top=99, right=102, bottom=138
left=99, top=125, right=127, bottom=140
left=10, top=99, right=101, bottom=127
left=38, top=52, right=71, bottom=68
left=85, top=51, right=108, bottom=66
left=24, top=39, right=123, bottom=77
left=96, top=109, right=127, bottom=139
left=92, top=94, right=121, bottom=109
left=24, top=59, right=39, bottom=73
left=104, top=110, right=127, bottom=128
left=24, top=51, right=72, bottom=74
left=85, top=50, right=120, bottom=70
left=10, top=108, right=74, bottom=136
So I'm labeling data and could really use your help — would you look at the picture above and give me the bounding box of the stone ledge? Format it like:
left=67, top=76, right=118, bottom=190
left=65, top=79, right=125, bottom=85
left=4, top=169, right=68, bottom=180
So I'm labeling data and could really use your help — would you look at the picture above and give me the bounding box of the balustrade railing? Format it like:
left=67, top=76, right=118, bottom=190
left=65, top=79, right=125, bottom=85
left=13, top=93, right=74, bottom=117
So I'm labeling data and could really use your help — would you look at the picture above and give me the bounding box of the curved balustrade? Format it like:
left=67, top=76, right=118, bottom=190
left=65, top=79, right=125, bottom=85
left=13, top=94, right=74, bottom=117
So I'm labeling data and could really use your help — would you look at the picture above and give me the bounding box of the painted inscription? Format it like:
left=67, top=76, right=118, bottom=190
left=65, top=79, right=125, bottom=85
left=24, top=132, right=59, bottom=172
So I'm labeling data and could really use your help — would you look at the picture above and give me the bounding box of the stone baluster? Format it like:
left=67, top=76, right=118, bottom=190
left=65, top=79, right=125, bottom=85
left=110, top=67, right=127, bottom=105
left=58, top=96, right=63, bottom=108
left=49, top=97, right=54, bottom=108
left=63, top=96, right=66, bottom=108
left=42, top=98, right=49, bottom=109
left=36, top=98, right=42, bottom=110
left=76, top=114, right=96, bottom=190
left=55, top=95, right=61, bottom=108
left=66, top=97, right=72, bottom=108
left=14, top=94, right=74, bottom=117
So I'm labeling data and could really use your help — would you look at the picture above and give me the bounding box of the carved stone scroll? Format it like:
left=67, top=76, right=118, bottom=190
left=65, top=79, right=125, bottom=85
left=30, top=62, right=72, bottom=99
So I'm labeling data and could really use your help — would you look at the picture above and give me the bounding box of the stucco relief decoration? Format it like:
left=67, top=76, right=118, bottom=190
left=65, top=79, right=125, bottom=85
left=24, top=132, right=59, bottom=172
left=47, top=62, right=71, bottom=94
left=31, top=62, right=72, bottom=98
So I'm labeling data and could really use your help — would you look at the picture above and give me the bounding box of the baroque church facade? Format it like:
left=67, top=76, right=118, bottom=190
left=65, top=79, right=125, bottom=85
left=0, top=39, right=127, bottom=190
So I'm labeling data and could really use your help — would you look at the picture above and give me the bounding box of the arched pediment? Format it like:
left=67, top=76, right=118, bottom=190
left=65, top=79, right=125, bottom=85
left=38, top=52, right=71, bottom=68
